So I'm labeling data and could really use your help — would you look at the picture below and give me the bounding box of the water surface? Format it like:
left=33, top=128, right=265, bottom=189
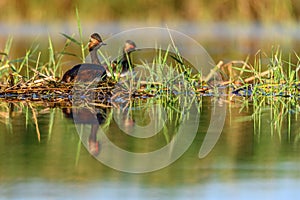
left=0, top=95, right=299, bottom=199
left=0, top=23, right=300, bottom=199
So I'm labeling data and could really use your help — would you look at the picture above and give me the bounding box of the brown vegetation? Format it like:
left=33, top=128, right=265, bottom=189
left=0, top=0, right=299, bottom=23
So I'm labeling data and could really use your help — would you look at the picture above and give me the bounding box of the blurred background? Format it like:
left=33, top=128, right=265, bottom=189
left=0, top=0, right=299, bottom=24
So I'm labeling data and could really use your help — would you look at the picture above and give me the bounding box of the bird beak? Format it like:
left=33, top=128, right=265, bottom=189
left=101, top=42, right=107, bottom=46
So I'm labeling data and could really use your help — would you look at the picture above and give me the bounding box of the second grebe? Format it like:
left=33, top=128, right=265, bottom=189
left=107, top=40, right=137, bottom=78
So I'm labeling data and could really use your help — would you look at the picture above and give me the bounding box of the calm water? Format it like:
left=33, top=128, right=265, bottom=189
left=1, top=23, right=300, bottom=199
left=0, top=96, right=299, bottom=199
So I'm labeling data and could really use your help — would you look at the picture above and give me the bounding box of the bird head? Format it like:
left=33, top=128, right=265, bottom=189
left=123, top=40, right=136, bottom=53
left=88, top=33, right=106, bottom=51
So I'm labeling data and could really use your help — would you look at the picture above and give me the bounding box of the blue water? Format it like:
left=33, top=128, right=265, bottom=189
left=1, top=178, right=299, bottom=200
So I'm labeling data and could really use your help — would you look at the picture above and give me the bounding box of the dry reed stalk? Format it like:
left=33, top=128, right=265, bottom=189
left=88, top=102, right=112, bottom=108
left=28, top=102, right=41, bottom=142
left=204, top=60, right=223, bottom=83
left=243, top=67, right=277, bottom=83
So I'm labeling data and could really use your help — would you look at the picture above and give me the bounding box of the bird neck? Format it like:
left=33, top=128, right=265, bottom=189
left=90, top=48, right=101, bottom=65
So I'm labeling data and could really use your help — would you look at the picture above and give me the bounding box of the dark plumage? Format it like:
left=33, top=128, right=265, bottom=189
left=108, top=40, right=137, bottom=77
left=61, top=33, right=107, bottom=83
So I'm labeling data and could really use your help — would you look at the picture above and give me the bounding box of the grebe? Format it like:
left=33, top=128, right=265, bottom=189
left=61, top=33, right=107, bottom=83
left=107, top=40, right=137, bottom=77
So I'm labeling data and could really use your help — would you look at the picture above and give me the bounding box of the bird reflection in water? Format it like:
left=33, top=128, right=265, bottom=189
left=62, top=106, right=107, bottom=156
left=62, top=103, right=137, bottom=157
left=61, top=37, right=139, bottom=156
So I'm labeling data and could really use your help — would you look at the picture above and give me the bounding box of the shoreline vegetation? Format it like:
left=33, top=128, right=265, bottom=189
left=0, top=41, right=300, bottom=107
left=0, top=31, right=299, bottom=142
left=0, top=33, right=299, bottom=105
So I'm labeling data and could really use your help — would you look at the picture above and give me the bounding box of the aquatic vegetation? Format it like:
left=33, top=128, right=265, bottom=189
left=0, top=33, right=299, bottom=103
left=0, top=25, right=299, bottom=149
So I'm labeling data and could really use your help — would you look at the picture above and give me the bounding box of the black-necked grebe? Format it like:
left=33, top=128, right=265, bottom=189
left=107, top=40, right=137, bottom=77
left=61, top=33, right=107, bottom=83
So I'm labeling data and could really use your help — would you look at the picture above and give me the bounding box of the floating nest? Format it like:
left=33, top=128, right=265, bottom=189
left=0, top=60, right=299, bottom=107
left=0, top=76, right=194, bottom=107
